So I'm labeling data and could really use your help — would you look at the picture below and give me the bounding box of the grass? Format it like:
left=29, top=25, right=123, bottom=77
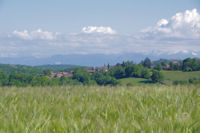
left=119, top=77, right=150, bottom=86
left=162, top=71, right=200, bottom=84
left=0, top=85, right=200, bottom=132
left=119, top=71, right=200, bottom=86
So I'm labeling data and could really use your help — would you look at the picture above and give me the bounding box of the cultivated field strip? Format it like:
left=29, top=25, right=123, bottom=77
left=0, top=85, right=200, bottom=132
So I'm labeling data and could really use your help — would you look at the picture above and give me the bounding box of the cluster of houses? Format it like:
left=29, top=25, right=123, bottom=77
left=162, top=65, right=170, bottom=70
left=50, top=65, right=108, bottom=78
left=50, top=71, right=74, bottom=78
left=162, top=60, right=180, bottom=70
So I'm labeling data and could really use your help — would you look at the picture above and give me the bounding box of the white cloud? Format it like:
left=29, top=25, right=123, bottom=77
left=157, top=19, right=169, bottom=27
left=3, top=31, right=200, bottom=58
left=142, top=9, right=200, bottom=39
left=1, top=9, right=200, bottom=59
left=192, top=51, right=198, bottom=56
left=82, top=26, right=116, bottom=34
left=12, top=29, right=58, bottom=40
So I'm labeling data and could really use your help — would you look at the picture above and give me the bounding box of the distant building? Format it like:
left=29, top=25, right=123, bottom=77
left=162, top=65, right=170, bottom=70
left=50, top=70, right=74, bottom=78
left=85, top=68, right=96, bottom=74
left=93, top=64, right=108, bottom=72
left=50, top=64, right=108, bottom=78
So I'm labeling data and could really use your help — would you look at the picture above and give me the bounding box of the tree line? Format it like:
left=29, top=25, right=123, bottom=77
left=0, top=72, right=83, bottom=87
left=70, top=60, right=163, bottom=85
left=153, top=58, right=200, bottom=71
left=0, top=57, right=199, bottom=87
left=0, top=59, right=163, bottom=87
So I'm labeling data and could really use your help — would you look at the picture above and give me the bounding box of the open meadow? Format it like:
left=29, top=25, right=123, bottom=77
left=0, top=85, right=200, bottom=132
left=119, top=71, right=200, bottom=86
left=162, top=71, right=200, bottom=84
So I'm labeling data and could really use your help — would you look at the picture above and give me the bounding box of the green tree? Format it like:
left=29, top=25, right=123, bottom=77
left=132, top=65, right=142, bottom=78
left=109, top=66, right=125, bottom=79
left=40, top=76, right=51, bottom=86
left=0, top=73, right=9, bottom=86
left=43, top=69, right=51, bottom=76
left=125, top=65, right=134, bottom=77
left=92, top=71, right=118, bottom=86
left=142, top=57, right=152, bottom=68
left=154, top=64, right=162, bottom=71
left=141, top=68, right=151, bottom=79
left=182, top=58, right=199, bottom=71
left=73, top=68, right=91, bottom=84
left=151, top=70, right=164, bottom=83
left=30, top=74, right=42, bottom=86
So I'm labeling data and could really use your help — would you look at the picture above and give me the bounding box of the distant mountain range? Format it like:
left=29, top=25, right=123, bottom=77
left=37, top=64, right=84, bottom=71
left=0, top=52, right=199, bottom=66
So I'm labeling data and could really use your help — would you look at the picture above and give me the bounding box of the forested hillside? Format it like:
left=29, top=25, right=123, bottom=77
left=0, top=64, right=48, bottom=74
left=36, top=64, right=84, bottom=72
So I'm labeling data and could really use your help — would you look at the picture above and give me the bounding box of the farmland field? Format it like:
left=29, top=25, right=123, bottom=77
left=0, top=85, right=200, bottom=132
left=119, top=71, right=200, bottom=86
left=162, top=71, right=200, bottom=84
left=119, top=77, right=149, bottom=86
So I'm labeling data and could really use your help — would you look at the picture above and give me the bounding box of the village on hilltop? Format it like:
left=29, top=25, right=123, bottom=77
left=49, top=60, right=181, bottom=79
left=50, top=64, right=109, bottom=78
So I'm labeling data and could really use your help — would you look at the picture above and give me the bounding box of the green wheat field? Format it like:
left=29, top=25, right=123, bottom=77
left=0, top=85, right=200, bottom=132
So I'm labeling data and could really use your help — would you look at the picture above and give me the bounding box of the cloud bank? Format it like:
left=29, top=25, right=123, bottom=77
left=82, top=26, right=116, bottom=34
left=12, top=29, right=59, bottom=40
left=142, top=9, right=200, bottom=39
left=0, top=9, right=199, bottom=58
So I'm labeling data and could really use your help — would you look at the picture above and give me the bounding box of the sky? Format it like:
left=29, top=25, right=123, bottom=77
left=0, top=0, right=199, bottom=34
left=0, top=0, right=200, bottom=60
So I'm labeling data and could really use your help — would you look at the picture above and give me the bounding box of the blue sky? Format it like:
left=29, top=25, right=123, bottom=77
left=0, top=0, right=199, bottom=34
left=0, top=0, right=200, bottom=60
